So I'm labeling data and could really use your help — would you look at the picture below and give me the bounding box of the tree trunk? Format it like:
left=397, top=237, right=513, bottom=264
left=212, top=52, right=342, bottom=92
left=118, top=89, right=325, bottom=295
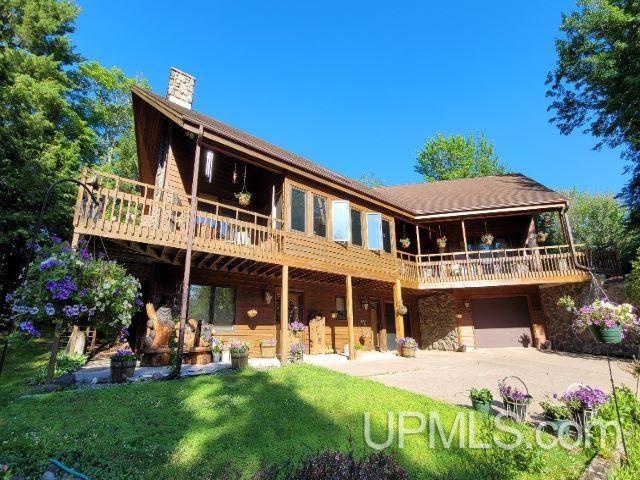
left=45, top=323, right=63, bottom=384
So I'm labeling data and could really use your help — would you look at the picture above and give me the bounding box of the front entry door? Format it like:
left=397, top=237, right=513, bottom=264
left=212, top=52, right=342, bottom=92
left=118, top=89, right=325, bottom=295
left=383, top=302, right=397, bottom=350
left=369, top=301, right=382, bottom=351
left=276, top=292, right=304, bottom=357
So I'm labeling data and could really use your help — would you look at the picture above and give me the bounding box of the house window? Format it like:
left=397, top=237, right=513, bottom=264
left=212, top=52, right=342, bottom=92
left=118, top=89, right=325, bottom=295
left=188, top=284, right=236, bottom=327
left=382, top=219, right=392, bottom=253
left=366, top=213, right=383, bottom=250
left=335, top=296, right=346, bottom=320
left=332, top=200, right=350, bottom=242
left=313, top=194, right=327, bottom=237
left=290, top=187, right=306, bottom=233
left=350, top=208, right=362, bottom=246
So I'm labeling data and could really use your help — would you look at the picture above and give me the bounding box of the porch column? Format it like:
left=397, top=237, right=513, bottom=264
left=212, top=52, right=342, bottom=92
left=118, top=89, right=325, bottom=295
left=415, top=225, right=422, bottom=256
left=279, top=264, right=289, bottom=364
left=346, top=274, right=355, bottom=360
left=393, top=278, right=405, bottom=342
left=177, top=125, right=204, bottom=368
left=461, top=220, right=469, bottom=260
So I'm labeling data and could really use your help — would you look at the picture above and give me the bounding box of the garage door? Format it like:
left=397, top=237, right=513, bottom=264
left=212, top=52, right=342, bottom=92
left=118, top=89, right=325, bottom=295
left=471, top=297, right=532, bottom=348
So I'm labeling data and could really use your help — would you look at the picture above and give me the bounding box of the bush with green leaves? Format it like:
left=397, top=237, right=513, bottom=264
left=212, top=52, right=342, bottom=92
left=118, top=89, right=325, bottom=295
left=29, top=352, right=87, bottom=385
left=470, top=387, right=493, bottom=404
left=7, top=238, right=141, bottom=331
left=539, top=401, right=571, bottom=421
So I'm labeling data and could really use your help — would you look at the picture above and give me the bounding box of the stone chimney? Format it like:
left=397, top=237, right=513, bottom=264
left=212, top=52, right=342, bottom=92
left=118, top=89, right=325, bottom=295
left=166, top=67, right=195, bottom=109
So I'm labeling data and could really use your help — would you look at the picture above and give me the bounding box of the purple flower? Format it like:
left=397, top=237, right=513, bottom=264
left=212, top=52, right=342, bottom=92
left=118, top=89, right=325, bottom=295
left=79, top=249, right=92, bottom=261
left=44, top=303, right=55, bottom=316
left=118, top=328, right=129, bottom=343
left=18, top=321, right=40, bottom=337
left=38, top=257, right=62, bottom=270
left=112, top=348, right=136, bottom=361
left=5, top=293, right=14, bottom=303
left=290, top=343, right=304, bottom=357
left=498, top=382, right=529, bottom=403
left=561, top=386, right=608, bottom=410
left=33, top=243, right=41, bottom=252
left=45, top=277, right=76, bottom=300
left=288, top=321, right=305, bottom=333
left=78, top=288, right=89, bottom=297
left=135, top=298, right=144, bottom=308
left=62, top=304, right=81, bottom=318
left=50, top=234, right=62, bottom=244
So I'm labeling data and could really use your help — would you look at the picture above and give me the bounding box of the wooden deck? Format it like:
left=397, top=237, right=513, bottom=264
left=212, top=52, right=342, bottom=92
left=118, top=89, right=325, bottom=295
left=397, top=245, right=618, bottom=289
left=73, top=171, right=617, bottom=288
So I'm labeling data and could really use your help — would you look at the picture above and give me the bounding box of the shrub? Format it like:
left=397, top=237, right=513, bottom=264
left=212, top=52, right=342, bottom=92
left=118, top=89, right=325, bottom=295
left=353, top=343, right=363, bottom=351
left=290, top=343, right=304, bottom=358
left=29, top=353, right=87, bottom=385
left=246, top=449, right=408, bottom=480
left=539, top=400, right=571, bottom=421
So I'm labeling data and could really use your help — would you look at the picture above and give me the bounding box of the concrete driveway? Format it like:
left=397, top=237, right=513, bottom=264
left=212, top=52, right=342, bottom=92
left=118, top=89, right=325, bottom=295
left=306, top=349, right=637, bottom=414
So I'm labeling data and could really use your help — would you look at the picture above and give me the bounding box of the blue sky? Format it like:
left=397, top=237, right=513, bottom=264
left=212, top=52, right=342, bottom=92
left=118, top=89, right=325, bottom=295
left=75, top=1, right=627, bottom=194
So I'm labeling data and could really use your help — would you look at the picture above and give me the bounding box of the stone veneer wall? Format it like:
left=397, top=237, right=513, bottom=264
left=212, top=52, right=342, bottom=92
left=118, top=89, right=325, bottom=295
left=418, top=293, right=459, bottom=351
left=540, top=281, right=640, bottom=357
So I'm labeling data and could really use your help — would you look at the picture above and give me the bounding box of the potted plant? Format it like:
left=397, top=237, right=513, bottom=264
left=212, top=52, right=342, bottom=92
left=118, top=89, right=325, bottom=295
left=556, top=295, right=575, bottom=312
left=436, top=236, right=447, bottom=253
left=110, top=349, right=137, bottom=383
left=235, top=190, right=251, bottom=207
left=536, top=231, right=548, bottom=244
left=260, top=338, right=277, bottom=358
left=469, top=388, right=493, bottom=414
left=247, top=308, right=258, bottom=318
left=481, top=233, right=494, bottom=247
left=450, top=263, right=462, bottom=276
left=399, top=237, right=411, bottom=249
left=397, top=337, right=417, bottom=358
left=498, top=377, right=532, bottom=422
left=396, top=303, right=408, bottom=316
left=229, top=339, right=251, bottom=370
left=572, top=298, right=638, bottom=344
left=290, top=343, right=304, bottom=364
left=211, top=337, right=223, bottom=363
left=561, top=385, right=608, bottom=431
left=289, top=320, right=305, bottom=338
left=353, top=342, right=363, bottom=360
left=539, top=400, right=572, bottom=436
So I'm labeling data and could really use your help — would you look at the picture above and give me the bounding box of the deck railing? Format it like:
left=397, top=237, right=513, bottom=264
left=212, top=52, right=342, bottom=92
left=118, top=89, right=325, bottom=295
left=397, top=244, right=618, bottom=285
left=73, top=170, right=284, bottom=261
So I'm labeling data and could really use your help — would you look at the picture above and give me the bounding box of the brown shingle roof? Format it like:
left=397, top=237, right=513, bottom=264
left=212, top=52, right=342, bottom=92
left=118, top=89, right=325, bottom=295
left=372, top=175, right=566, bottom=216
left=133, top=86, right=567, bottom=218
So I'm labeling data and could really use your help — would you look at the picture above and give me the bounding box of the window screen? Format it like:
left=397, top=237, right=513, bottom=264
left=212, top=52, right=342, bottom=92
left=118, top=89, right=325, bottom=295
left=332, top=200, right=350, bottom=242
left=313, top=195, right=327, bottom=237
left=290, top=187, right=306, bottom=232
left=366, top=213, right=383, bottom=250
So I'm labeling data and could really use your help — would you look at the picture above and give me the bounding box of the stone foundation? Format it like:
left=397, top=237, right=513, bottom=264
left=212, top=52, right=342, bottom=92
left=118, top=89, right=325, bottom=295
left=540, top=280, right=640, bottom=357
left=418, top=293, right=458, bottom=351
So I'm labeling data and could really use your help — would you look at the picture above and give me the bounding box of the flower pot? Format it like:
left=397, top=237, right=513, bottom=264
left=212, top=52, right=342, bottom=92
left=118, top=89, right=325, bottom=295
left=221, top=350, right=230, bottom=363
left=110, top=360, right=125, bottom=383
left=572, top=408, right=595, bottom=431
left=237, top=193, right=251, bottom=207
left=261, top=345, right=276, bottom=358
left=291, top=356, right=303, bottom=365
left=502, top=396, right=532, bottom=422
left=589, top=325, right=622, bottom=344
left=400, top=346, right=416, bottom=358
left=212, top=351, right=222, bottom=363
left=354, top=349, right=363, bottom=360
left=544, top=419, right=572, bottom=436
left=123, top=358, right=137, bottom=377
left=438, top=246, right=446, bottom=253
left=231, top=353, right=249, bottom=370
left=471, top=399, right=492, bottom=415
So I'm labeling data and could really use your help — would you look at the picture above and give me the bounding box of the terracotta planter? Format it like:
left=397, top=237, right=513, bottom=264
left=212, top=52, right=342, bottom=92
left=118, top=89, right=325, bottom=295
left=231, top=353, right=249, bottom=370
left=589, top=325, right=622, bottom=344
left=261, top=345, right=276, bottom=358
left=400, top=346, right=416, bottom=358
left=471, top=399, right=492, bottom=415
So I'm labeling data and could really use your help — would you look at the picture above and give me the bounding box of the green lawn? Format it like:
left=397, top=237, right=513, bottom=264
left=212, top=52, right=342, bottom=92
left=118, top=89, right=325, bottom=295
left=0, top=337, right=51, bottom=407
left=0, top=359, right=590, bottom=479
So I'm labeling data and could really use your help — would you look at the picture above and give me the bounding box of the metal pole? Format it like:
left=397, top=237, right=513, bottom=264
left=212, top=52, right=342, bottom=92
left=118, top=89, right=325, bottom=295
left=607, top=351, right=628, bottom=460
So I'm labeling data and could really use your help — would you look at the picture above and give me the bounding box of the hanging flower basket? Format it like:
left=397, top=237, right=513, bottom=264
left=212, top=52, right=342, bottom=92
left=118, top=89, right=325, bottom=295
left=481, top=233, right=494, bottom=246
left=436, top=236, right=447, bottom=250
left=396, top=303, right=408, bottom=316
left=399, top=237, right=411, bottom=249
left=247, top=308, right=258, bottom=318
left=572, top=298, right=638, bottom=344
left=235, top=191, right=251, bottom=207
left=499, top=376, right=532, bottom=422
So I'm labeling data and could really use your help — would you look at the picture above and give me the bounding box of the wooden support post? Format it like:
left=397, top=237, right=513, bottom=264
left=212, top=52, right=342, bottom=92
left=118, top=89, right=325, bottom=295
left=461, top=220, right=469, bottom=260
left=415, top=225, right=422, bottom=257
left=177, top=126, right=204, bottom=371
left=279, top=265, right=289, bottom=364
left=71, top=232, right=80, bottom=250
left=393, top=278, right=405, bottom=343
left=346, top=274, right=355, bottom=360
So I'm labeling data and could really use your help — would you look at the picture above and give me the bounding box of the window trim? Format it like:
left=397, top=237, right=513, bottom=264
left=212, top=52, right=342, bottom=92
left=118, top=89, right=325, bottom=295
left=334, top=295, right=347, bottom=321
left=188, top=284, right=237, bottom=331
